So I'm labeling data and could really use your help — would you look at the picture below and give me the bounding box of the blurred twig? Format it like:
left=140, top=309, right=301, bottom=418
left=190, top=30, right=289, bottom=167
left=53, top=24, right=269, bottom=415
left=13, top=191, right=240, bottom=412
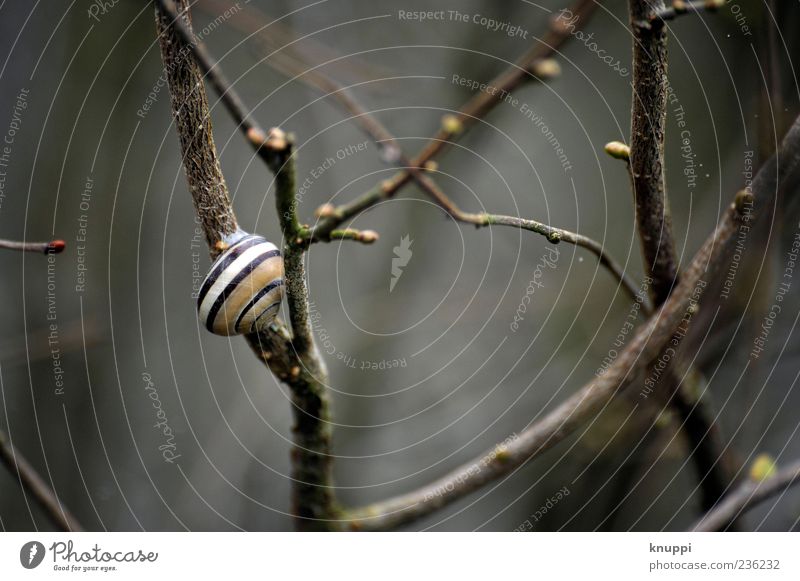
left=650, top=0, right=724, bottom=23
left=0, top=238, right=65, bottom=254
left=0, top=430, right=83, bottom=531
left=691, top=459, right=800, bottom=531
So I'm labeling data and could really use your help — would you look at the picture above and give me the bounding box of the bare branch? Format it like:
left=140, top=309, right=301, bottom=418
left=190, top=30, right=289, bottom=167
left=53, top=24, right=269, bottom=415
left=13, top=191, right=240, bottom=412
left=627, top=0, right=679, bottom=306
left=0, top=238, right=65, bottom=254
left=0, top=430, right=83, bottom=531
left=154, top=1, right=338, bottom=529
left=154, top=0, right=238, bottom=253
left=691, top=459, right=800, bottom=531
left=154, top=0, right=275, bottom=162
left=343, top=115, right=800, bottom=530
left=311, top=0, right=598, bottom=225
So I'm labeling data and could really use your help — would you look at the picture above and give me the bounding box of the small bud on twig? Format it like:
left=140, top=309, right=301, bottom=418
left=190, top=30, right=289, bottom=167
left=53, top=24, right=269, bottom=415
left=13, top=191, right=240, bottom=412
left=441, top=114, right=463, bottom=136
left=315, top=203, right=337, bottom=219
left=246, top=126, right=267, bottom=148
left=530, top=59, right=561, bottom=79
left=749, top=453, right=777, bottom=482
left=672, top=0, right=688, bottom=13
left=734, top=189, right=754, bottom=215
left=358, top=230, right=379, bottom=244
left=604, top=141, right=631, bottom=161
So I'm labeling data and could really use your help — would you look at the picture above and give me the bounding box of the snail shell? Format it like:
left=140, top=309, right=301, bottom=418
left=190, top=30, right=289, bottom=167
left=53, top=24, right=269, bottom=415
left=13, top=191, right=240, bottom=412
left=197, top=234, right=284, bottom=335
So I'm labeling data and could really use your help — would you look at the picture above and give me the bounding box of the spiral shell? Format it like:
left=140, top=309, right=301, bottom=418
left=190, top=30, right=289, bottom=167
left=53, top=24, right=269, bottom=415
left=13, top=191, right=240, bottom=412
left=197, top=234, right=284, bottom=335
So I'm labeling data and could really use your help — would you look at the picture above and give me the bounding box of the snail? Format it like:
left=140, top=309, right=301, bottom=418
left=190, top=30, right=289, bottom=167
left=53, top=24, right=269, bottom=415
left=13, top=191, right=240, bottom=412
left=197, top=233, right=285, bottom=335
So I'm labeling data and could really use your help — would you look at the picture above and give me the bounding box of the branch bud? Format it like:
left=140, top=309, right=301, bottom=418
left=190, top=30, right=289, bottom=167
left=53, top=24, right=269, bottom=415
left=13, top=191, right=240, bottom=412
left=441, top=114, right=463, bottom=135
left=604, top=141, right=631, bottom=161
left=530, top=59, right=561, bottom=79
left=749, top=453, right=777, bottom=482
left=315, top=203, right=337, bottom=218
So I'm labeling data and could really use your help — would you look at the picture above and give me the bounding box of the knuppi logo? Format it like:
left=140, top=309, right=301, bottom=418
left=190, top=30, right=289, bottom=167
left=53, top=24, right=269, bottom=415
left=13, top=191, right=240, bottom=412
left=19, top=541, right=45, bottom=569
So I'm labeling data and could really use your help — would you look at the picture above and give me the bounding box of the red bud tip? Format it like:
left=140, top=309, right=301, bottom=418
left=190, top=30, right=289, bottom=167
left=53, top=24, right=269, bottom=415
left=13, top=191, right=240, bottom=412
left=47, top=240, right=66, bottom=254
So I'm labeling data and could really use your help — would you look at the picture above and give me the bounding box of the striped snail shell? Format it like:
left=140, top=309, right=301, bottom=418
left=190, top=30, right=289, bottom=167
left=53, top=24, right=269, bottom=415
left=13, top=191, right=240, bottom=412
left=197, top=233, right=285, bottom=336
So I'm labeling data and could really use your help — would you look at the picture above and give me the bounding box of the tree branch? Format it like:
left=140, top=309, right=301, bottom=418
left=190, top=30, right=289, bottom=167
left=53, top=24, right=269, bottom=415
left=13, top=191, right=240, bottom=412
left=604, top=141, right=739, bottom=513
left=628, top=0, right=679, bottom=306
left=154, top=0, right=277, bottom=162
left=154, top=0, right=338, bottom=529
left=343, top=115, right=800, bottom=530
left=691, top=459, right=800, bottom=531
left=0, top=430, right=83, bottom=531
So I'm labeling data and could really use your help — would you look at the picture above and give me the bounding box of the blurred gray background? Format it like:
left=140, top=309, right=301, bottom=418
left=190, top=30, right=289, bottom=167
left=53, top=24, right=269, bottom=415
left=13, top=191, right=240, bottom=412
left=1, top=0, right=799, bottom=531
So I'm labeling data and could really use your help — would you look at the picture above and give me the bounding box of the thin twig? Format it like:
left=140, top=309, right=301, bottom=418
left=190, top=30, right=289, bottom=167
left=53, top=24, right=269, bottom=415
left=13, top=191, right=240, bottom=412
left=312, top=0, right=598, bottom=233
left=250, top=159, right=339, bottom=531
left=0, top=430, right=83, bottom=531
left=691, top=459, right=800, bottom=531
left=651, top=0, right=724, bottom=23
left=0, top=239, right=65, bottom=254
left=343, top=115, right=800, bottom=530
left=154, top=1, right=339, bottom=529
left=309, top=165, right=641, bottom=302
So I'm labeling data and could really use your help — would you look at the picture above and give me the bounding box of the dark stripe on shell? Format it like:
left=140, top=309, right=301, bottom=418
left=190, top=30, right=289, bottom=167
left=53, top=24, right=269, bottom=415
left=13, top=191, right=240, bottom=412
left=197, top=236, right=277, bottom=309
left=234, top=278, right=284, bottom=332
left=248, top=300, right=282, bottom=333
left=204, top=249, right=282, bottom=332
